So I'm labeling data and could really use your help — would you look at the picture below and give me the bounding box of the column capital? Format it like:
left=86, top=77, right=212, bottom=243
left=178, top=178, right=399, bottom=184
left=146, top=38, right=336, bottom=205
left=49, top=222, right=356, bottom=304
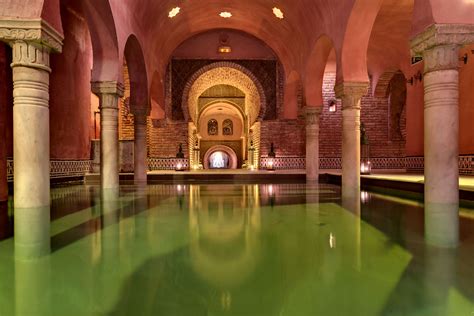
left=91, top=81, right=125, bottom=98
left=411, top=24, right=474, bottom=56
left=335, top=82, right=368, bottom=110
left=9, top=40, right=52, bottom=72
left=0, top=19, right=63, bottom=53
left=304, top=106, right=322, bottom=125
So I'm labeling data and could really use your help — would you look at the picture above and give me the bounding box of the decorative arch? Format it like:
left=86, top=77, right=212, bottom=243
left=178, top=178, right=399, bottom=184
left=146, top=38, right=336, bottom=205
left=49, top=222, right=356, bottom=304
left=304, top=35, right=336, bottom=106
left=123, top=34, right=149, bottom=114
left=207, top=119, right=218, bottom=136
left=182, top=62, right=266, bottom=125
left=223, top=119, right=233, bottom=136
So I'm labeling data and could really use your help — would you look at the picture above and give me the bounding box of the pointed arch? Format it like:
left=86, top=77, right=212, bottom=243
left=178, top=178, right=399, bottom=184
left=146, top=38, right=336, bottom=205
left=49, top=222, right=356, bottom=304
left=123, top=34, right=149, bottom=114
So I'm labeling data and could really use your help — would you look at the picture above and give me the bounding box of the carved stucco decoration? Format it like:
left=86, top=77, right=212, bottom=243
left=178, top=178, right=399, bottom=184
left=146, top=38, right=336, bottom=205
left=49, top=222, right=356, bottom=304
left=0, top=19, right=63, bottom=53
left=182, top=62, right=266, bottom=125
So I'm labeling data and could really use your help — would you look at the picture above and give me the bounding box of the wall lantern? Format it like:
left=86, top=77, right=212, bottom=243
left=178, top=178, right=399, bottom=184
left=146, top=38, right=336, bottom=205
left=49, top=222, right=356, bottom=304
left=218, top=33, right=232, bottom=54
left=328, top=99, right=337, bottom=113
left=175, top=162, right=185, bottom=171
left=267, top=158, right=275, bottom=171
left=460, top=53, right=468, bottom=65
left=360, top=161, right=371, bottom=175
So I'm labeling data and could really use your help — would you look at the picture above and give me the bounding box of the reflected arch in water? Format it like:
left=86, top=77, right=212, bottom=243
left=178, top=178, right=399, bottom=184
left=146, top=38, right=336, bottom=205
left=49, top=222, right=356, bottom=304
left=188, top=185, right=262, bottom=290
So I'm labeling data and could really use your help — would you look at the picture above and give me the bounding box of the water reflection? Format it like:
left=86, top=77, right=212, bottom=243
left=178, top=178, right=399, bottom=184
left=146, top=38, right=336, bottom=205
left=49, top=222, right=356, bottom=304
left=0, top=184, right=472, bottom=315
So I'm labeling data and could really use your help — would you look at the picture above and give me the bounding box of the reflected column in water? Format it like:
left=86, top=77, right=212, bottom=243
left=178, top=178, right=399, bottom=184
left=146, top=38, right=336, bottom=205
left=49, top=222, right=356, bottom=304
left=341, top=190, right=361, bottom=270
left=15, top=257, right=51, bottom=316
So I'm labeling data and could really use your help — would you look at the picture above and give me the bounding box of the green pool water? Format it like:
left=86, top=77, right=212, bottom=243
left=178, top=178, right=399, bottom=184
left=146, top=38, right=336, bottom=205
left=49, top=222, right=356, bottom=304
left=0, top=183, right=474, bottom=316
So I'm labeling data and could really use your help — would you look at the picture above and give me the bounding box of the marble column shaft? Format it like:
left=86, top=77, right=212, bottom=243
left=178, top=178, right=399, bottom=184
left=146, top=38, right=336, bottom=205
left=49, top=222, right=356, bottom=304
left=92, top=82, right=124, bottom=193
left=305, top=107, right=322, bottom=182
left=411, top=24, right=474, bottom=247
left=11, top=41, right=52, bottom=258
left=133, top=112, right=148, bottom=184
left=335, top=82, right=368, bottom=198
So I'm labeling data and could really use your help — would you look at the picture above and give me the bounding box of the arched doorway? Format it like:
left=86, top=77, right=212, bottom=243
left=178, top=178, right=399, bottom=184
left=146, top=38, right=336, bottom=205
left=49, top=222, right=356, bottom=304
left=203, top=145, right=239, bottom=169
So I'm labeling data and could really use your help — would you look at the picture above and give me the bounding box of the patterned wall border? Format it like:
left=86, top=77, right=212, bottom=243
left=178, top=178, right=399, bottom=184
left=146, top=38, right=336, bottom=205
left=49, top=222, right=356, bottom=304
left=260, top=157, right=305, bottom=170
left=6, top=155, right=473, bottom=178
left=7, top=159, right=93, bottom=182
left=148, top=158, right=189, bottom=171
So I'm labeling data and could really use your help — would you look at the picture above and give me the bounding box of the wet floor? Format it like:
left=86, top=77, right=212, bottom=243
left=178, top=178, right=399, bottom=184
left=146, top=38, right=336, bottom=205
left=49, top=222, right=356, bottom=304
left=0, top=183, right=474, bottom=316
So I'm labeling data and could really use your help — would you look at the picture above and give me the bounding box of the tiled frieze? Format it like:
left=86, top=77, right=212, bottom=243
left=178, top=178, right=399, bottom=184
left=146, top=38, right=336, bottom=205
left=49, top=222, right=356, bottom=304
left=148, top=158, right=189, bottom=171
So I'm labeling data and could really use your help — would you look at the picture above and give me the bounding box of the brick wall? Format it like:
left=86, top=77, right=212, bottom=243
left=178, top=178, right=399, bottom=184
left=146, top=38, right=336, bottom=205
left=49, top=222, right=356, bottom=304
left=260, top=119, right=305, bottom=157
left=147, top=120, right=189, bottom=157
left=319, top=72, right=406, bottom=159
left=117, top=67, right=406, bottom=161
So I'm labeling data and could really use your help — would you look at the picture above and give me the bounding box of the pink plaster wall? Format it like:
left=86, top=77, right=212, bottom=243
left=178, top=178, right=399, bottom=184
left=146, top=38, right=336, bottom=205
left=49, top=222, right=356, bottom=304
left=459, top=44, right=474, bottom=155
left=49, top=4, right=93, bottom=160
left=173, top=29, right=276, bottom=61
left=0, top=43, right=12, bottom=200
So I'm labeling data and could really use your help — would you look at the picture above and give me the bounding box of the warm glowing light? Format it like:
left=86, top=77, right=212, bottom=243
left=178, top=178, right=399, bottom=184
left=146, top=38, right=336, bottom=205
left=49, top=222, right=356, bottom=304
left=329, top=233, right=336, bottom=249
left=176, top=162, right=184, bottom=171
left=272, top=7, right=284, bottom=19
left=219, top=12, right=232, bottom=18
left=218, top=46, right=232, bottom=54
left=361, top=161, right=371, bottom=174
left=268, top=185, right=274, bottom=196
left=361, top=191, right=370, bottom=204
left=267, top=159, right=275, bottom=171
left=168, top=7, right=180, bottom=18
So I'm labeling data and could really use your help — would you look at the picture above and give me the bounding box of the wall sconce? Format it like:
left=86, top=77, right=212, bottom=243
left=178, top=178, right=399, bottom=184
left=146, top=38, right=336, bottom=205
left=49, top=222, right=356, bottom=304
left=460, top=53, right=468, bottom=65
left=414, top=71, right=423, bottom=83
left=328, top=99, right=337, bottom=113
left=218, top=33, right=232, bottom=54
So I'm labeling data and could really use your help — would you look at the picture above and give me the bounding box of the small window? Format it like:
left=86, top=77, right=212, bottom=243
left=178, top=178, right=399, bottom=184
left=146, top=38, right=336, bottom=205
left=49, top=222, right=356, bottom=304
left=208, top=119, right=218, bottom=136
left=223, top=119, right=233, bottom=136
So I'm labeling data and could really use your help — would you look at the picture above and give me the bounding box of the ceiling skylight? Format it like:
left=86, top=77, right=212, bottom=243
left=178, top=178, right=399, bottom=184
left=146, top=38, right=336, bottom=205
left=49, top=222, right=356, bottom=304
left=273, top=7, right=284, bottom=19
left=168, top=7, right=181, bottom=18
left=219, top=12, right=232, bottom=18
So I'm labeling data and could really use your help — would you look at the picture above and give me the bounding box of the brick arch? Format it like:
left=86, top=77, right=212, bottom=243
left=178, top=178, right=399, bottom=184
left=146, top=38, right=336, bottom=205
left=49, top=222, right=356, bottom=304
left=182, top=62, right=266, bottom=125
left=374, top=69, right=406, bottom=98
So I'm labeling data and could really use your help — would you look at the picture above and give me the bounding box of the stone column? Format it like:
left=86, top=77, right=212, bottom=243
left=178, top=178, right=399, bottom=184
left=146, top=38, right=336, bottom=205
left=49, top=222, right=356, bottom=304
left=411, top=24, right=474, bottom=247
left=305, top=106, right=322, bottom=182
left=0, top=21, right=63, bottom=259
left=133, top=111, right=148, bottom=184
left=335, top=82, right=368, bottom=198
left=92, top=82, right=124, bottom=194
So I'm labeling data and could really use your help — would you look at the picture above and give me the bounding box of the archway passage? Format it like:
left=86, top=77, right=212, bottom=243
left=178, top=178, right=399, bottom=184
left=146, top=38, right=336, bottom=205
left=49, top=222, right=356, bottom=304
left=203, top=145, right=239, bottom=170
left=185, top=64, right=265, bottom=170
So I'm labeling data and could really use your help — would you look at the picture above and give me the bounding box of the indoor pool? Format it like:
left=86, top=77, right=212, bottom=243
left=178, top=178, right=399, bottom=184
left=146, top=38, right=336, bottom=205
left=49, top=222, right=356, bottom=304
left=0, top=183, right=473, bottom=316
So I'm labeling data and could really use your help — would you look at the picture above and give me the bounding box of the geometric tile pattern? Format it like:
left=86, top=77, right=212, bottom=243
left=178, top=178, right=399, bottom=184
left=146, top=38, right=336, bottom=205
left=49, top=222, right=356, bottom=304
left=260, top=157, right=306, bottom=170
left=148, top=158, right=189, bottom=170
left=5, top=155, right=474, bottom=179
left=459, top=155, right=474, bottom=175
left=405, top=156, right=424, bottom=173
left=7, top=159, right=93, bottom=182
